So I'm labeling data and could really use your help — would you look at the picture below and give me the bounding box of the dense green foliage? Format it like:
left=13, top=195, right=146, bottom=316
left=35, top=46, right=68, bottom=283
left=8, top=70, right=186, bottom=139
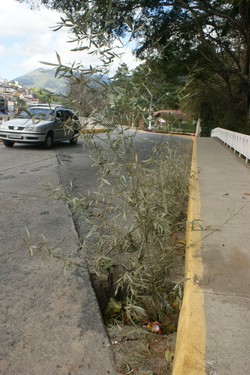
left=31, top=87, right=65, bottom=104
left=20, top=0, right=250, bottom=134
left=107, top=61, right=183, bottom=127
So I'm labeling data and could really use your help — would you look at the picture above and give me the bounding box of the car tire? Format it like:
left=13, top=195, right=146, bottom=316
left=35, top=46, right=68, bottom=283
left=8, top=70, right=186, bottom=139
left=3, top=140, right=14, bottom=147
left=44, top=132, right=54, bottom=149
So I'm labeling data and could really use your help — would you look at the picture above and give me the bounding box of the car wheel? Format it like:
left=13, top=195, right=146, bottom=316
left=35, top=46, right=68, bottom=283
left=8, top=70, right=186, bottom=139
left=3, top=140, right=15, bottom=147
left=44, top=132, right=54, bottom=149
left=69, top=132, right=78, bottom=145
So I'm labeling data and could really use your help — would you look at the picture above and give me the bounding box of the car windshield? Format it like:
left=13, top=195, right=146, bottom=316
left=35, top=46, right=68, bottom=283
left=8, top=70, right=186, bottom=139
left=18, top=107, right=54, bottom=120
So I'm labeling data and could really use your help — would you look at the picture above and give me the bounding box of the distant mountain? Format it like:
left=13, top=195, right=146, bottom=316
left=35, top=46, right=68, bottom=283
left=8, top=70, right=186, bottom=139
left=12, top=68, right=111, bottom=96
left=12, top=68, right=69, bottom=95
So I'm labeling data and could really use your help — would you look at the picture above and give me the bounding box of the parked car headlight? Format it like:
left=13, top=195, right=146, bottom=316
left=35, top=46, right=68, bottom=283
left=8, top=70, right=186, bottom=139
left=25, top=125, right=40, bottom=132
left=0, top=123, right=8, bottom=130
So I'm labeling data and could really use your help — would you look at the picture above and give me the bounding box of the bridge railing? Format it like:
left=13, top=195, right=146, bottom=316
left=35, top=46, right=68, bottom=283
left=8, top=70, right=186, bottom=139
left=211, top=127, right=250, bottom=163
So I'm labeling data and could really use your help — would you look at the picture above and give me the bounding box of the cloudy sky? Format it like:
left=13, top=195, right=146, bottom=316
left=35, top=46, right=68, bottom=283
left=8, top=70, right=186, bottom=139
left=0, top=0, right=140, bottom=81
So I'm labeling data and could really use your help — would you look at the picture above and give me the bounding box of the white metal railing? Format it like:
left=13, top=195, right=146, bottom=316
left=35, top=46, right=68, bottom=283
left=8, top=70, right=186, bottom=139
left=211, top=127, right=250, bottom=162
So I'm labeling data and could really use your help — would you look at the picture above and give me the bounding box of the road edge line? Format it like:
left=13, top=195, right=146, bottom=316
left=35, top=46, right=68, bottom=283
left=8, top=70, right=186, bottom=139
left=172, top=138, right=206, bottom=375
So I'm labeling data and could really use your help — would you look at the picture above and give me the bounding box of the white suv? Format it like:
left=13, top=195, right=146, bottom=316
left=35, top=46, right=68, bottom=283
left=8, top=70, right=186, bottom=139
left=0, top=104, right=81, bottom=148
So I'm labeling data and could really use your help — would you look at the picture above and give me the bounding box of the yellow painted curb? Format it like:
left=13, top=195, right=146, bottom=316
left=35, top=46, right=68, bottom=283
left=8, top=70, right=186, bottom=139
left=80, top=128, right=109, bottom=134
left=172, top=138, right=206, bottom=375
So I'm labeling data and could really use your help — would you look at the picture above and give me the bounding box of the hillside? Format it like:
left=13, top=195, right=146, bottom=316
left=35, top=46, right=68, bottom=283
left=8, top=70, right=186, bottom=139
left=13, top=68, right=69, bottom=95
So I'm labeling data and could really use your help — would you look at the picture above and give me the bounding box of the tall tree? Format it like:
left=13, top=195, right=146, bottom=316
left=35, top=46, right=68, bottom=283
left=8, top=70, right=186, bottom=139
left=65, top=73, right=106, bottom=116
left=20, top=0, right=250, bottom=132
left=107, top=61, right=181, bottom=126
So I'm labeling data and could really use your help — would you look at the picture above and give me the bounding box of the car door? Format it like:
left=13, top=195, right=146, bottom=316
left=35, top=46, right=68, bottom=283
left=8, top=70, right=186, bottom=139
left=54, top=109, right=65, bottom=141
left=62, top=110, right=74, bottom=140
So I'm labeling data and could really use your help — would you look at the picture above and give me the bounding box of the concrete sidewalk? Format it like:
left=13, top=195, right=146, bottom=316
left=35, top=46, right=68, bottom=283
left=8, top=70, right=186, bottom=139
left=173, top=137, right=250, bottom=375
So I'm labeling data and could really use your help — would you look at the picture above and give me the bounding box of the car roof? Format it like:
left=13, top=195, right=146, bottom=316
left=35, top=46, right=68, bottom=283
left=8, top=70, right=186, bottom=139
left=28, top=104, right=73, bottom=111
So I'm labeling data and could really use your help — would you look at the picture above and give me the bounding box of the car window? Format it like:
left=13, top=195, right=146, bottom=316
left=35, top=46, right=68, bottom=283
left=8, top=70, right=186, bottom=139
left=63, top=110, right=72, bottom=121
left=55, top=110, right=64, bottom=120
left=18, top=107, right=54, bottom=120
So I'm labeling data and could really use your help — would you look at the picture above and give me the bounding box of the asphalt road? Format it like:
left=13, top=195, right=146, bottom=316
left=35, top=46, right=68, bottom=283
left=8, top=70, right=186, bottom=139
left=0, top=131, right=192, bottom=374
